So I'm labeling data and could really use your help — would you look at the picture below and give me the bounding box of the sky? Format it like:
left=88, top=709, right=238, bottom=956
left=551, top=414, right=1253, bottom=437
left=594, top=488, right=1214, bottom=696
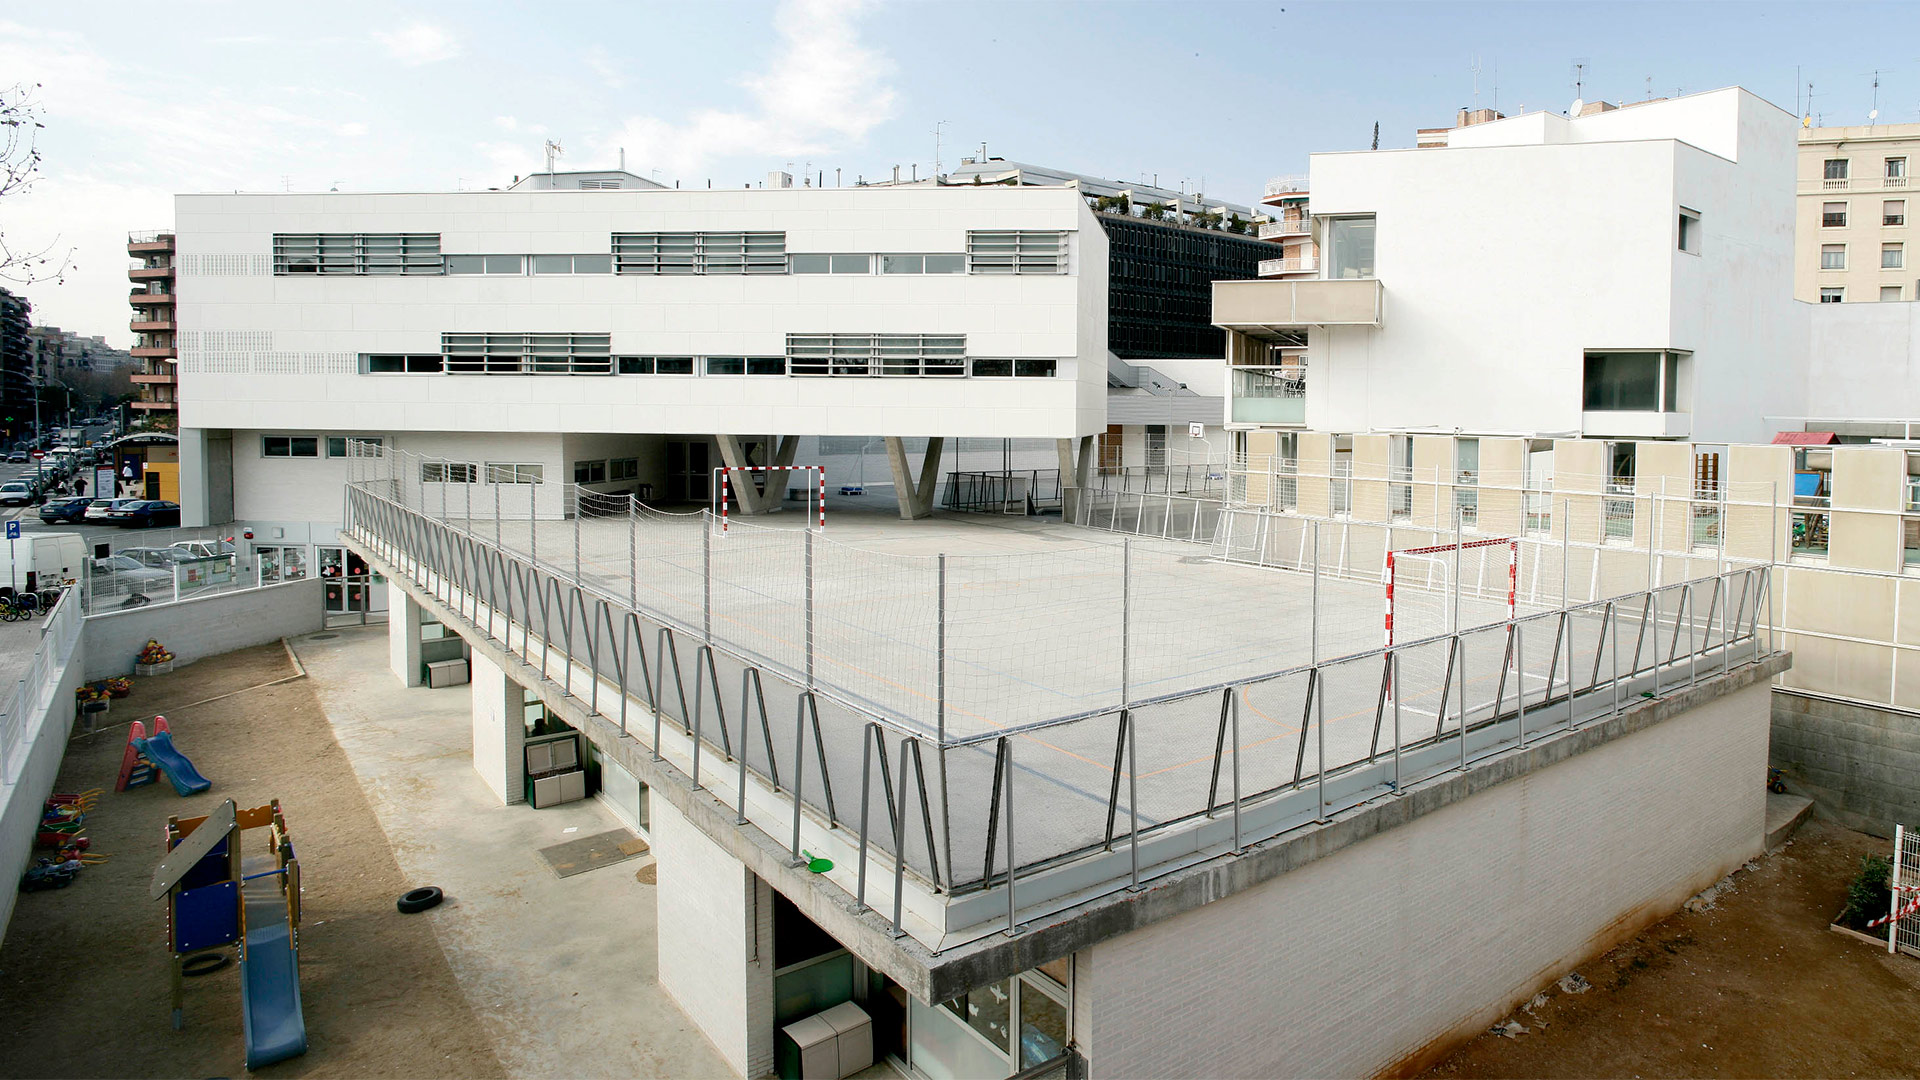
left=3, top=0, right=1917, bottom=348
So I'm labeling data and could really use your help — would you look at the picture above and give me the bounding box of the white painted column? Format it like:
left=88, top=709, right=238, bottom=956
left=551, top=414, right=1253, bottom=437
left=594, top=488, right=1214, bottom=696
left=388, top=591, right=423, bottom=687
left=468, top=651, right=525, bottom=805
left=653, top=797, right=775, bottom=1078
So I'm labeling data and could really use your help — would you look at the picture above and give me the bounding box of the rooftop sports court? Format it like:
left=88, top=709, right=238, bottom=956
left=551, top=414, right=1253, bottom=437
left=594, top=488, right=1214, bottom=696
left=347, top=452, right=1768, bottom=914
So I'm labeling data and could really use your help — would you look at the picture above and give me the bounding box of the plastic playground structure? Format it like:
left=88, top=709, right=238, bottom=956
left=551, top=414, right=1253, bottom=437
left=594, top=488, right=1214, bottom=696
left=150, top=798, right=308, bottom=1070
left=116, top=716, right=211, bottom=796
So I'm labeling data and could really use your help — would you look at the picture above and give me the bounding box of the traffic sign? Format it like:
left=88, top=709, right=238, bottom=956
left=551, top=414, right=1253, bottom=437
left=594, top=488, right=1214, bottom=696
left=5, top=521, right=19, bottom=540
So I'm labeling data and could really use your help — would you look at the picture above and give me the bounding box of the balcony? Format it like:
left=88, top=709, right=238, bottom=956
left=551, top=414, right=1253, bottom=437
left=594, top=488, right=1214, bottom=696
left=129, top=265, right=174, bottom=281
left=130, top=318, right=176, bottom=333
left=1230, top=366, right=1307, bottom=425
left=1258, top=256, right=1318, bottom=276
left=1214, top=277, right=1384, bottom=337
left=1262, top=175, right=1308, bottom=200
left=131, top=345, right=177, bottom=359
left=131, top=371, right=176, bottom=385
left=129, top=290, right=174, bottom=305
left=1257, top=218, right=1311, bottom=240
left=130, top=398, right=178, bottom=411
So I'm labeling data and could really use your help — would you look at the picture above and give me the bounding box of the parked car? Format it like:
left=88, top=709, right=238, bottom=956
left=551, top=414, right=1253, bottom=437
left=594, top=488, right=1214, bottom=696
left=5, top=450, right=25, bottom=463
left=107, top=500, right=182, bottom=528
left=89, top=553, right=173, bottom=596
left=171, top=538, right=237, bottom=559
left=37, top=496, right=93, bottom=524
left=0, top=481, right=35, bottom=506
left=116, top=545, right=197, bottom=570
left=84, top=498, right=137, bottom=523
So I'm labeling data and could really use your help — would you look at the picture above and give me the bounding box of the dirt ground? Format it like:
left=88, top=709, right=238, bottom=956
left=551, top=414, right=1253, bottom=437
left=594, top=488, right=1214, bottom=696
left=0, top=642, right=505, bottom=1079
left=1424, top=817, right=1920, bottom=1079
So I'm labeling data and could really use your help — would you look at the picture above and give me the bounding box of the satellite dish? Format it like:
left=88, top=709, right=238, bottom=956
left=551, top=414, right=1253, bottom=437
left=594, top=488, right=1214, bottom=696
left=1570, top=97, right=1584, bottom=116
left=1870, top=109, right=1880, bottom=122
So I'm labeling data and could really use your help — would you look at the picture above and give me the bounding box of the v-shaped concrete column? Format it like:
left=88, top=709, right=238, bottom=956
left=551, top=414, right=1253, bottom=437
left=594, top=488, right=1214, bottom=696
left=884, top=436, right=946, bottom=520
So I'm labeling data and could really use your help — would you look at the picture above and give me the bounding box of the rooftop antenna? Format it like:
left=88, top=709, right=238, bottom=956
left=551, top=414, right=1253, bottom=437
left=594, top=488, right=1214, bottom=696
left=1469, top=54, right=1482, bottom=110
left=932, top=119, right=948, bottom=178
left=1646, top=75, right=1653, bottom=100
left=1869, top=69, right=1883, bottom=125
left=1492, top=59, right=1499, bottom=112
left=544, top=139, right=563, bottom=181
left=1371, top=121, right=1380, bottom=150
left=619, top=147, right=626, bottom=172
left=1572, top=59, right=1587, bottom=100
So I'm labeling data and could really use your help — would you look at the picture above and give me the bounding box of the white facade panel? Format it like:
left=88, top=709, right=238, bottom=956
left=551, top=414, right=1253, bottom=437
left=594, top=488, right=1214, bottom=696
left=1298, top=88, right=1802, bottom=445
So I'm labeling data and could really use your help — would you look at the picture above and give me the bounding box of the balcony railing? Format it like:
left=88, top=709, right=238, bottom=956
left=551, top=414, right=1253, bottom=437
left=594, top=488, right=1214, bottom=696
left=1891, top=175, right=1911, bottom=188
left=128, top=230, right=176, bottom=244
left=129, top=290, right=174, bottom=303
left=1257, top=219, right=1311, bottom=240
left=1230, top=366, right=1306, bottom=425
left=1258, top=256, right=1318, bottom=276
left=1263, top=175, right=1308, bottom=198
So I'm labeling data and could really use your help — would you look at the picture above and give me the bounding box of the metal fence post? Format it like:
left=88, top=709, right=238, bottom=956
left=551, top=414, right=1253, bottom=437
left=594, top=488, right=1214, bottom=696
left=494, top=479, right=502, bottom=547
left=804, top=528, right=816, bottom=688
left=528, top=480, right=538, bottom=568
left=1311, top=520, right=1321, bottom=666
left=574, top=490, right=583, bottom=585
left=703, top=515, right=714, bottom=644
left=629, top=495, right=639, bottom=611
left=935, top=553, right=946, bottom=743
left=1121, top=538, right=1132, bottom=708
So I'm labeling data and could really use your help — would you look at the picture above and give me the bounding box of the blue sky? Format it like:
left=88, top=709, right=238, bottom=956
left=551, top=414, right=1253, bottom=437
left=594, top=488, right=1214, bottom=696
left=4, top=0, right=1916, bottom=345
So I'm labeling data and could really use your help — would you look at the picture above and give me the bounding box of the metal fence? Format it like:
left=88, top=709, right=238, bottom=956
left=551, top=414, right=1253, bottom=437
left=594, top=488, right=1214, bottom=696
left=84, top=525, right=255, bottom=615
left=343, top=442, right=1777, bottom=938
left=0, top=587, right=82, bottom=784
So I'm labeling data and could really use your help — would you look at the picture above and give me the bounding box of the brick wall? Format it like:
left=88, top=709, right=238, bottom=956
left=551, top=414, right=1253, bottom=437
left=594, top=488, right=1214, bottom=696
left=1771, top=690, right=1920, bottom=837
left=1077, top=681, right=1769, bottom=1078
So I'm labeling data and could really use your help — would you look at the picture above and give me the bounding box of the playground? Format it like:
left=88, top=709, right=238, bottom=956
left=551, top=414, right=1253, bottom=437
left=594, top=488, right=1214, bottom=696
left=0, top=642, right=504, bottom=1079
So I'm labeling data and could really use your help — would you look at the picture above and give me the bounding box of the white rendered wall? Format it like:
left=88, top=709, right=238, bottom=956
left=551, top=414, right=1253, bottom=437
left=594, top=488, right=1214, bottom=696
left=1076, top=680, right=1769, bottom=1079
left=174, top=186, right=1105, bottom=442
left=1805, top=299, right=1920, bottom=420
left=1305, top=88, right=1802, bottom=445
left=652, top=796, right=774, bottom=1078
left=466, top=651, right=523, bottom=805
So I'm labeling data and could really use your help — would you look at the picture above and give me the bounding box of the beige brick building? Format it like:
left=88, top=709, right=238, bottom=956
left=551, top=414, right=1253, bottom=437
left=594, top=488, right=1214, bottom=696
left=1797, top=122, right=1918, bottom=303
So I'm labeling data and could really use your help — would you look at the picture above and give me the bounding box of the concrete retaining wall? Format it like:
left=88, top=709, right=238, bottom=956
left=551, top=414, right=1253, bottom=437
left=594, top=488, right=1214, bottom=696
left=0, top=634, right=87, bottom=940
left=1770, top=690, right=1920, bottom=838
left=1076, top=680, right=1770, bottom=1080
left=80, top=578, right=323, bottom=681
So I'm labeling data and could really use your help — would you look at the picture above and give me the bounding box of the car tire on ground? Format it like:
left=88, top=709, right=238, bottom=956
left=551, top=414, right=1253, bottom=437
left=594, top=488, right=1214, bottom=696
left=396, top=886, right=444, bottom=914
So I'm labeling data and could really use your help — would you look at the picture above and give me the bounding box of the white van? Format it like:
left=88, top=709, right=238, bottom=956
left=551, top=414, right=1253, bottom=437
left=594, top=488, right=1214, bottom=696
left=0, top=531, right=88, bottom=594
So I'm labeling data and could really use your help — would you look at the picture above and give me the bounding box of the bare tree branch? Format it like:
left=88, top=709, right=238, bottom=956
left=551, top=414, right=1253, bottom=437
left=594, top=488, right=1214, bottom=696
left=0, top=83, right=76, bottom=285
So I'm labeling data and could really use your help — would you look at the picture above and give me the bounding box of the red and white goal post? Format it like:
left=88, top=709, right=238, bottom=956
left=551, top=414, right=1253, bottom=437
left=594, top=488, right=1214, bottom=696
left=712, top=465, right=826, bottom=532
left=1384, top=537, right=1518, bottom=695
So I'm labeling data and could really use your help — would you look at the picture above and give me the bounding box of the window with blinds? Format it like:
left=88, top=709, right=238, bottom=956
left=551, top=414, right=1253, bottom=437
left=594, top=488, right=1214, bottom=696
left=611, top=232, right=786, bottom=274
left=966, top=230, right=1068, bottom=274
left=440, top=332, right=613, bottom=375
left=273, top=233, right=442, bottom=275
left=787, top=333, right=967, bottom=376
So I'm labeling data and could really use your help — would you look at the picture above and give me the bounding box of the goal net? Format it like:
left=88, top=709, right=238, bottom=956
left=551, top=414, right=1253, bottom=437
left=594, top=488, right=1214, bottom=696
left=711, top=466, right=826, bottom=531
left=1385, top=537, right=1517, bottom=649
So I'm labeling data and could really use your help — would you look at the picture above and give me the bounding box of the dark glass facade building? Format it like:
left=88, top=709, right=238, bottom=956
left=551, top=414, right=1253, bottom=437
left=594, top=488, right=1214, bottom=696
left=1100, top=215, right=1278, bottom=359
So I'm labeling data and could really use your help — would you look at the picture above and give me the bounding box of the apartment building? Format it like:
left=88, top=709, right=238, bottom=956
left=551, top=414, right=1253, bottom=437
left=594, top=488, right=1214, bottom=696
left=128, top=230, right=179, bottom=425
left=1796, top=122, right=1918, bottom=303
left=1216, top=88, right=1802, bottom=443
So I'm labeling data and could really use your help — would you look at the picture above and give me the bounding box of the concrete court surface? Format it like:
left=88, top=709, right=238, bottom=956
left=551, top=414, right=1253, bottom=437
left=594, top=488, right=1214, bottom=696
left=290, top=625, right=730, bottom=1079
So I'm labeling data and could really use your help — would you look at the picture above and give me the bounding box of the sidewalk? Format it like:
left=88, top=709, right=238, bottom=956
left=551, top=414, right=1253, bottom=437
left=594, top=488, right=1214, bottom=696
left=290, top=625, right=728, bottom=1078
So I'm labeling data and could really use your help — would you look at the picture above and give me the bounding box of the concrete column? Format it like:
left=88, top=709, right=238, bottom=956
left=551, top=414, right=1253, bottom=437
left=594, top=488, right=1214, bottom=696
left=653, top=797, right=775, bottom=1078
left=884, top=436, right=946, bottom=520
left=468, top=651, right=525, bottom=805
left=715, top=434, right=784, bottom=516
left=388, top=591, right=423, bottom=687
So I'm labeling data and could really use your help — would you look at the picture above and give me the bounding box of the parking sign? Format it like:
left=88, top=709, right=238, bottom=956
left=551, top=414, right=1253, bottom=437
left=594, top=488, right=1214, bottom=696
left=5, top=520, right=18, bottom=540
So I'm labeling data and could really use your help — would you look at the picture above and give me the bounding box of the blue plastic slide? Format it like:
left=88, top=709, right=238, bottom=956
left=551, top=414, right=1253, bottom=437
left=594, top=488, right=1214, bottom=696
left=137, top=731, right=213, bottom=796
left=241, top=888, right=308, bottom=1069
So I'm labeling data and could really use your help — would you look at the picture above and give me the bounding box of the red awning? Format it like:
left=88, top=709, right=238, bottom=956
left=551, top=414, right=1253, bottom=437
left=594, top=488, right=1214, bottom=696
left=1772, top=431, right=1839, bottom=445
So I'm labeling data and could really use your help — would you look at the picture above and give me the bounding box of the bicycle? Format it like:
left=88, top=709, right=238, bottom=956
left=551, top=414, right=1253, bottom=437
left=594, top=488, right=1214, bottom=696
left=0, top=595, right=30, bottom=622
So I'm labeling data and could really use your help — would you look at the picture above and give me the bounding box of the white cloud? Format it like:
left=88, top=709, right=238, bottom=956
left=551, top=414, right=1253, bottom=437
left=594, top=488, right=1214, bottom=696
left=595, top=0, right=897, bottom=178
left=337, top=121, right=369, bottom=137
left=372, top=22, right=460, bottom=66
